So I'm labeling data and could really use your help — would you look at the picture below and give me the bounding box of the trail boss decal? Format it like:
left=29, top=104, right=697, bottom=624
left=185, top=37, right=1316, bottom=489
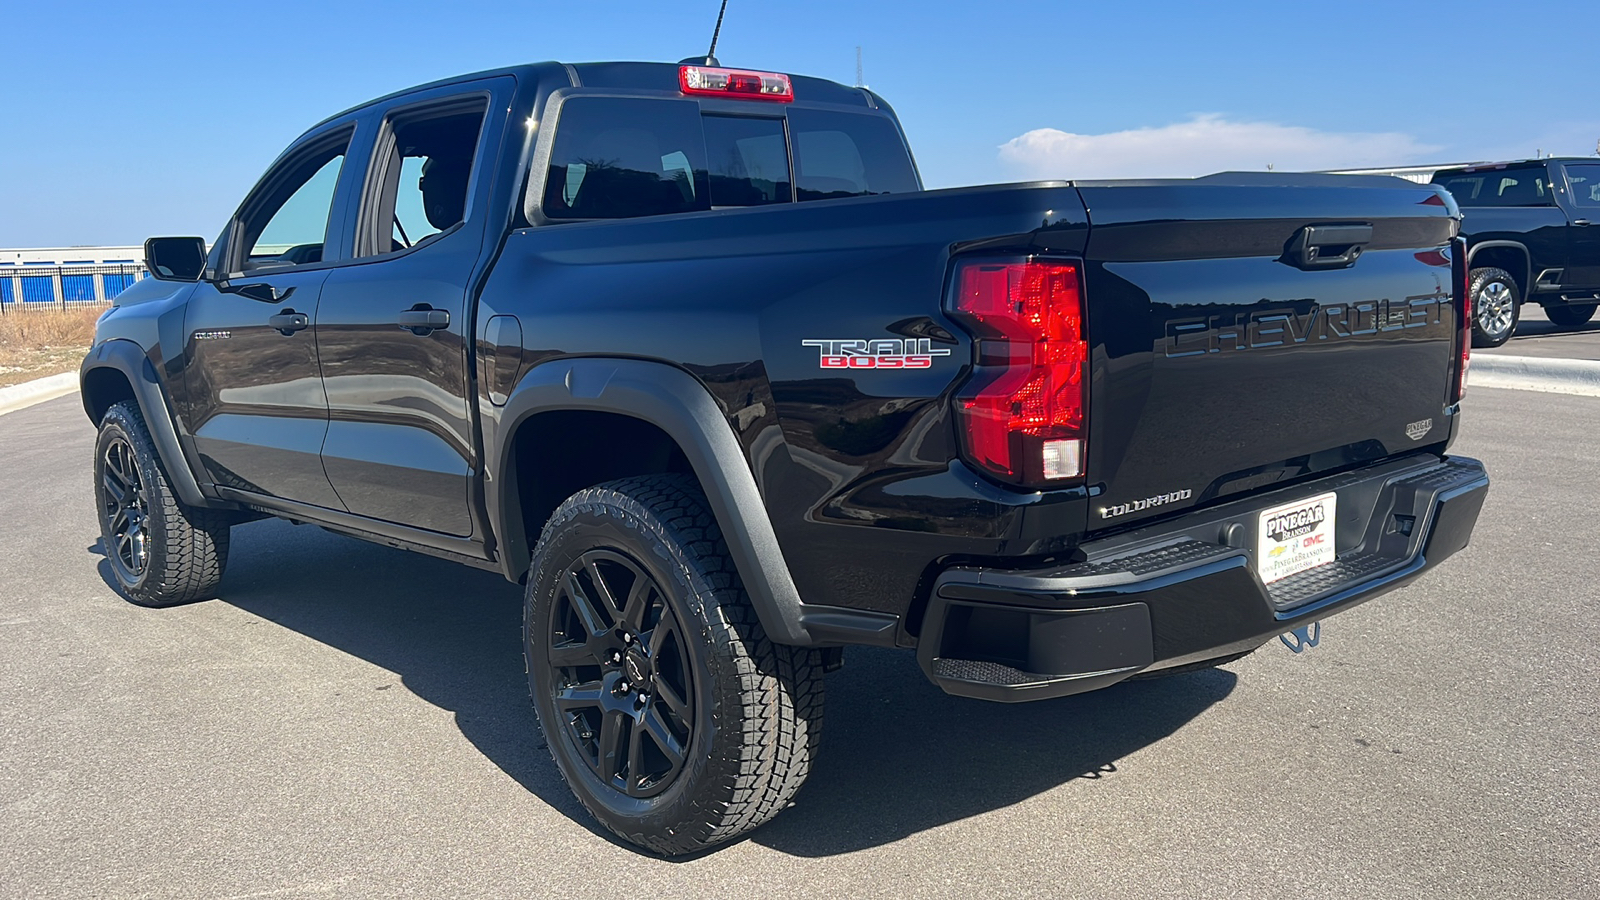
left=801, top=338, right=952, bottom=369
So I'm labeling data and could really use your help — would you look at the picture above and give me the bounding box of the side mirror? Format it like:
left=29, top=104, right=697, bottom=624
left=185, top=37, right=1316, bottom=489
left=144, top=237, right=208, bottom=282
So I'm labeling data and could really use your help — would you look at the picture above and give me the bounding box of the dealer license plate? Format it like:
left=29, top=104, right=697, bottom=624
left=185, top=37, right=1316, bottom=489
left=1256, top=492, right=1337, bottom=584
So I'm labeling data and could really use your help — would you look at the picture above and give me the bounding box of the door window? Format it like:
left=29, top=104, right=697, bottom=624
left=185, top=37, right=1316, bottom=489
left=1434, top=166, right=1552, bottom=207
left=235, top=135, right=352, bottom=273
left=359, top=99, right=489, bottom=256
left=1565, top=165, right=1600, bottom=208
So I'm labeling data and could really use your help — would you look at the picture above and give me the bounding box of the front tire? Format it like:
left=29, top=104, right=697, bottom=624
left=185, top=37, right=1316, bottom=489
left=524, top=474, right=824, bottom=856
left=93, top=401, right=230, bottom=606
left=1469, top=267, right=1520, bottom=348
left=1545, top=303, right=1597, bottom=329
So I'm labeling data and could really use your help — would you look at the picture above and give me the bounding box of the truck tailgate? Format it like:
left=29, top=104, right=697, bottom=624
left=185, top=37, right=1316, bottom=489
left=1075, top=174, right=1460, bottom=532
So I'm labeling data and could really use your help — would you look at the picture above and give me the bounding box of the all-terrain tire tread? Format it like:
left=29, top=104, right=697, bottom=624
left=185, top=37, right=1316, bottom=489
left=98, top=401, right=229, bottom=606
left=526, top=473, right=823, bottom=857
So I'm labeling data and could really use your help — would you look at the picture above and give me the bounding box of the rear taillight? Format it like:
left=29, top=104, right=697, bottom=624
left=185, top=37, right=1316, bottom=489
left=948, top=258, right=1088, bottom=487
left=1451, top=236, right=1470, bottom=402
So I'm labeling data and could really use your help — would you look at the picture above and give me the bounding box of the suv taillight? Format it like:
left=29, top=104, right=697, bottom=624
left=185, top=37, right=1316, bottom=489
left=948, top=258, right=1088, bottom=486
left=1451, top=236, right=1470, bottom=402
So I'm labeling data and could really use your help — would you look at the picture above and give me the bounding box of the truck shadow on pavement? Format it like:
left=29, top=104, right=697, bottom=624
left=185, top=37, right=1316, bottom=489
left=93, top=518, right=1235, bottom=856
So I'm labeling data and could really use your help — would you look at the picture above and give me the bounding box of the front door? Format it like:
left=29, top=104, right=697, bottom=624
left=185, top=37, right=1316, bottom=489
left=183, top=128, right=357, bottom=509
left=314, top=86, right=504, bottom=535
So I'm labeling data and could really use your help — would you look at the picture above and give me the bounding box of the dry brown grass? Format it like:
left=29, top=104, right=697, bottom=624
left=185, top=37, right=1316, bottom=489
left=0, top=306, right=103, bottom=387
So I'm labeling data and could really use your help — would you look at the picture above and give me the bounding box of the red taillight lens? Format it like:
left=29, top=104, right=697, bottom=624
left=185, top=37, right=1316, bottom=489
left=679, top=65, right=794, bottom=102
left=1451, top=236, right=1470, bottom=402
left=949, top=259, right=1088, bottom=486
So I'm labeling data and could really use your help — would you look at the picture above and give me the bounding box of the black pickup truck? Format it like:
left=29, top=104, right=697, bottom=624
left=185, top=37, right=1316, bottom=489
left=1431, top=158, right=1600, bottom=346
left=82, top=59, right=1489, bottom=855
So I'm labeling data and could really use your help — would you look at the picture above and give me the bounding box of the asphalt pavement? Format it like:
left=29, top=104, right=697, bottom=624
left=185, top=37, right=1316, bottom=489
left=1480, top=303, right=1600, bottom=361
left=2, top=389, right=1597, bottom=900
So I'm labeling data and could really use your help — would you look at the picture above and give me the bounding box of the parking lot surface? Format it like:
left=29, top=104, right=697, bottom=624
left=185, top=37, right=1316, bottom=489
left=1480, top=304, right=1600, bottom=361
left=1, top=389, right=1596, bottom=899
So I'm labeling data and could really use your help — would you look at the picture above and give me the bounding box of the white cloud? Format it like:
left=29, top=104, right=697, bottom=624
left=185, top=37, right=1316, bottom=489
left=998, top=114, right=1442, bottom=180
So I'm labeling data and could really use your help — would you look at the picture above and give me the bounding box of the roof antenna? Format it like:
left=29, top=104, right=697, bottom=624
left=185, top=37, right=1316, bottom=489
left=855, top=46, right=865, bottom=88
left=680, top=0, right=728, bottom=66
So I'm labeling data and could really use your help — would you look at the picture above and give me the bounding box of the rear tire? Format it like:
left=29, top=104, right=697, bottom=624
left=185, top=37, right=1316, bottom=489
left=93, top=401, right=230, bottom=606
left=1545, top=303, right=1597, bottom=329
left=524, top=474, right=824, bottom=856
left=1469, top=267, right=1520, bottom=348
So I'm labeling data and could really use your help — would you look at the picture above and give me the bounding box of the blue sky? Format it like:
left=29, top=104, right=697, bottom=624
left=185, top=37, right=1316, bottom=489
left=4, top=0, right=1595, bottom=247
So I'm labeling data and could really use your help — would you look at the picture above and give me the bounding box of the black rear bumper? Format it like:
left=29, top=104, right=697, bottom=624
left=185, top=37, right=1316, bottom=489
left=917, top=454, right=1489, bottom=702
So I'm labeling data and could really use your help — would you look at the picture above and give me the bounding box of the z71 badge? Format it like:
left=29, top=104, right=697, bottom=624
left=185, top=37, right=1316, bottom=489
left=801, top=338, right=952, bottom=369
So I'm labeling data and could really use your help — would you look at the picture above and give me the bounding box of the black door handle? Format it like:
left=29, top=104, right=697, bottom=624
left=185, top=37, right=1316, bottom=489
left=397, top=305, right=450, bottom=335
left=268, top=309, right=309, bottom=335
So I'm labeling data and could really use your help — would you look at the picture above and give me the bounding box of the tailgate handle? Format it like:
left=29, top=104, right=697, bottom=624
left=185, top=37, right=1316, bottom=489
left=1284, top=223, right=1372, bottom=270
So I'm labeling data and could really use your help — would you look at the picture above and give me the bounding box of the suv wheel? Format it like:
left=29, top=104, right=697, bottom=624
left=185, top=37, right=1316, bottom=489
left=1469, top=267, right=1520, bottom=348
left=524, top=474, right=824, bottom=856
left=1544, top=303, right=1597, bottom=330
left=93, top=401, right=230, bottom=606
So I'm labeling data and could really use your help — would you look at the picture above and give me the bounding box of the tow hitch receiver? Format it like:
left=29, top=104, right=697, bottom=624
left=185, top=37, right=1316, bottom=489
left=1280, top=622, right=1322, bottom=654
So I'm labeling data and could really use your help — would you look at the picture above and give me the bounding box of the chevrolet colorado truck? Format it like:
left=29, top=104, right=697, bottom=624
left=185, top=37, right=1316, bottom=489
left=1431, top=158, right=1600, bottom=346
left=82, top=59, right=1490, bottom=855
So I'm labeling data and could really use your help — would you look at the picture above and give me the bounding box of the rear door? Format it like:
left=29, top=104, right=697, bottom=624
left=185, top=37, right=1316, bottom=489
left=313, top=79, right=510, bottom=535
left=1075, top=175, right=1461, bottom=531
left=1559, top=162, right=1600, bottom=290
left=182, top=126, right=358, bottom=508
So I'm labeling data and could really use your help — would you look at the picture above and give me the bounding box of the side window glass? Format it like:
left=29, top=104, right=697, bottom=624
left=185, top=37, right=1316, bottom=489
left=788, top=109, right=919, bottom=202
left=1566, top=165, right=1600, bottom=208
left=1486, top=168, right=1550, bottom=206
left=542, top=98, right=709, bottom=219
left=239, top=141, right=349, bottom=272
left=362, top=100, right=489, bottom=257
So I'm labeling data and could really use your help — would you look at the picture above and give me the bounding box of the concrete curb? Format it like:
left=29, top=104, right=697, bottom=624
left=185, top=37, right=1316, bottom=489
left=1469, top=355, right=1600, bottom=398
left=0, top=372, right=79, bottom=417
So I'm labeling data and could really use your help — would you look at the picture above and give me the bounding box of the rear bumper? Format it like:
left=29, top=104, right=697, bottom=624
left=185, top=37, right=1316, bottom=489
left=917, top=453, right=1489, bottom=702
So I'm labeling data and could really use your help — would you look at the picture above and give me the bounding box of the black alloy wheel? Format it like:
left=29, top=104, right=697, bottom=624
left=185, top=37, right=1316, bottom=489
left=525, top=474, right=825, bottom=856
left=545, top=548, right=694, bottom=799
left=100, top=433, right=151, bottom=582
left=92, top=401, right=230, bottom=606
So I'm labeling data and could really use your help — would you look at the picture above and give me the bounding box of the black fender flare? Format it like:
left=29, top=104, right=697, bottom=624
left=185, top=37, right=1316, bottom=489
left=490, top=357, right=836, bottom=646
left=79, top=339, right=209, bottom=508
left=1465, top=240, right=1532, bottom=295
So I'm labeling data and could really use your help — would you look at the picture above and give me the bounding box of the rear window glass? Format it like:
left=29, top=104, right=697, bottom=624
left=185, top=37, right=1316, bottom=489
left=543, top=98, right=707, bottom=219
left=704, top=115, right=790, bottom=207
left=1433, top=167, right=1552, bottom=207
left=789, top=108, right=918, bottom=201
left=540, top=98, right=918, bottom=219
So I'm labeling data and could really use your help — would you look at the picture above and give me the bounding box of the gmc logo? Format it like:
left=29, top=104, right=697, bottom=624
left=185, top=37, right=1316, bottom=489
left=1164, top=295, right=1445, bottom=358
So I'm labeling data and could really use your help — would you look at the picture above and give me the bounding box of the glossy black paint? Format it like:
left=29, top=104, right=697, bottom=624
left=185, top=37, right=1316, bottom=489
left=1431, top=158, right=1600, bottom=303
left=1077, top=176, right=1460, bottom=532
left=84, top=60, right=1487, bottom=666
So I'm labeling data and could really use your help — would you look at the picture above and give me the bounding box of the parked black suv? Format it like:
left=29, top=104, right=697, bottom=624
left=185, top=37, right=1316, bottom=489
left=1431, top=158, right=1600, bottom=346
